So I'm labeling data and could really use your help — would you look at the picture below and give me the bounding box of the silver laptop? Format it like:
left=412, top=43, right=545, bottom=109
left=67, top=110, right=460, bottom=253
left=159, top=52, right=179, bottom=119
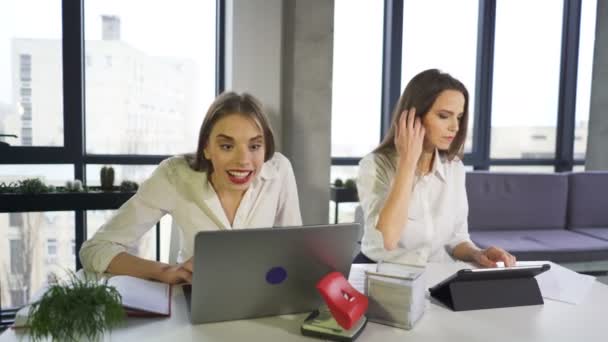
left=184, top=223, right=361, bottom=324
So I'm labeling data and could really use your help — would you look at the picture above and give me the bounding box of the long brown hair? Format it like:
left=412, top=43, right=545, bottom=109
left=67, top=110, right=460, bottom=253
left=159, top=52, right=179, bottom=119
left=186, top=92, right=276, bottom=172
left=374, top=69, right=469, bottom=160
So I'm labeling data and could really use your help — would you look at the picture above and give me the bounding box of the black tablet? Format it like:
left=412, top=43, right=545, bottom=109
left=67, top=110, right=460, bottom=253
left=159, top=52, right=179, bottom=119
left=429, top=264, right=551, bottom=295
left=428, top=264, right=551, bottom=311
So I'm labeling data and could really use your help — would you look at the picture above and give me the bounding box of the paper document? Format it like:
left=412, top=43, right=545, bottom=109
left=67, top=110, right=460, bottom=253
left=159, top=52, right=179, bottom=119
left=108, top=276, right=171, bottom=315
left=498, top=261, right=596, bottom=305
left=534, top=263, right=595, bottom=305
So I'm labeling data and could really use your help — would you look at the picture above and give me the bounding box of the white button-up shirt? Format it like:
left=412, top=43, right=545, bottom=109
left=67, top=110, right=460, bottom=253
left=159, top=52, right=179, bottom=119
left=80, top=153, right=302, bottom=273
left=357, top=149, right=471, bottom=265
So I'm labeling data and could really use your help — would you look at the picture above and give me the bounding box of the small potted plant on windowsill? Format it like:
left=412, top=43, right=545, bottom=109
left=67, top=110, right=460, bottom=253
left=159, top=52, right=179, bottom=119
left=330, top=178, right=358, bottom=203
left=0, top=177, right=139, bottom=212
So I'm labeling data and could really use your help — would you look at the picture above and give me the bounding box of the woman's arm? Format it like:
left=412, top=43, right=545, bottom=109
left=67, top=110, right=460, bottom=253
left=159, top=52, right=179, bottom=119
left=375, top=158, right=417, bottom=250
left=79, top=159, right=189, bottom=283
left=107, top=252, right=193, bottom=284
left=375, top=109, right=425, bottom=250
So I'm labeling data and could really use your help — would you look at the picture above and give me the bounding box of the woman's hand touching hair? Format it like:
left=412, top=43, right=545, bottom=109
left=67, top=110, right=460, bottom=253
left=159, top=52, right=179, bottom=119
left=394, top=108, right=425, bottom=167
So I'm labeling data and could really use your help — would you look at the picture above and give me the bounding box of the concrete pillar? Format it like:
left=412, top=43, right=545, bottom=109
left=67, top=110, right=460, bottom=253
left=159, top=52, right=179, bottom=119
left=225, top=0, right=334, bottom=224
left=281, top=0, right=334, bottom=224
left=586, top=0, right=608, bottom=170
left=224, top=0, right=284, bottom=148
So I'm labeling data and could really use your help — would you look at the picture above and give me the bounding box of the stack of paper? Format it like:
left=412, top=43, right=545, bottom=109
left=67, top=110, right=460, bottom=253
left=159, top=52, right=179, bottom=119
left=364, top=262, right=426, bottom=330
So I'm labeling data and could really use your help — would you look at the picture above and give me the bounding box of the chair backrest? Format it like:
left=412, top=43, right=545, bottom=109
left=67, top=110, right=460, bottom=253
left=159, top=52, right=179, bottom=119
left=568, top=172, right=608, bottom=228
left=466, top=172, right=569, bottom=231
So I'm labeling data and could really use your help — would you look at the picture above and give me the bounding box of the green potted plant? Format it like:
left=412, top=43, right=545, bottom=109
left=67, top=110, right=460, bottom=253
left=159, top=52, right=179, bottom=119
left=19, top=178, right=49, bottom=194
left=26, top=274, right=125, bottom=342
left=330, top=178, right=358, bottom=203
left=119, top=180, right=139, bottom=192
left=100, top=166, right=115, bottom=191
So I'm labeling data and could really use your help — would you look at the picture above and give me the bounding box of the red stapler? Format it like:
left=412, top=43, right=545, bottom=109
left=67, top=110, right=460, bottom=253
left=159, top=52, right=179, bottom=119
left=315, top=271, right=368, bottom=330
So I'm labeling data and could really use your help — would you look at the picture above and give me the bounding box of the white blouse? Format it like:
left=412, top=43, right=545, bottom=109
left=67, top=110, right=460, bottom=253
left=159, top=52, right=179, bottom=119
left=357, top=149, right=471, bottom=265
left=80, top=152, right=302, bottom=273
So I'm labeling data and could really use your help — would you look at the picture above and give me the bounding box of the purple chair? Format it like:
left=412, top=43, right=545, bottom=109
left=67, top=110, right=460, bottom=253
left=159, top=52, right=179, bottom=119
left=466, top=172, right=608, bottom=263
left=567, top=172, right=608, bottom=242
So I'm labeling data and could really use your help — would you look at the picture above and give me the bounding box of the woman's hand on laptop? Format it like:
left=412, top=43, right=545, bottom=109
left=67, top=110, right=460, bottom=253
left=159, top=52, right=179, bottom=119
left=158, top=258, right=193, bottom=284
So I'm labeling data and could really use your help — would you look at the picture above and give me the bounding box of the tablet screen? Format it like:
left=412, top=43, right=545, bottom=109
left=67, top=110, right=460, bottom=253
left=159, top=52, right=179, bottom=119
left=469, top=265, right=545, bottom=272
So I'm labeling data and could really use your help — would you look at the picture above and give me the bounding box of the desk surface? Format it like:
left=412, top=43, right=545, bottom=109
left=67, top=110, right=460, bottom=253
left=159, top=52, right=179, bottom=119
left=2, top=262, right=607, bottom=342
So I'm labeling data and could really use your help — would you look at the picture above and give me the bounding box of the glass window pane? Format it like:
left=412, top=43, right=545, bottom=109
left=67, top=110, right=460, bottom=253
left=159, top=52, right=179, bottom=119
left=0, top=1, right=64, bottom=147
left=401, top=0, right=478, bottom=153
left=85, top=164, right=157, bottom=187
left=491, top=0, right=563, bottom=159
left=574, top=0, right=597, bottom=160
left=331, top=0, right=383, bottom=157
left=489, top=165, right=555, bottom=173
left=1, top=211, right=75, bottom=309
left=572, top=165, right=585, bottom=172
left=0, top=165, right=74, bottom=186
left=329, top=165, right=359, bottom=224
left=84, top=1, right=217, bottom=155
left=86, top=210, right=156, bottom=261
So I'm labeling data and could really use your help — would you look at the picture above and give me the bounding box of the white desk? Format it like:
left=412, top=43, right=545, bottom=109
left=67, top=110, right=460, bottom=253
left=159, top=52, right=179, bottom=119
left=2, top=262, right=607, bottom=341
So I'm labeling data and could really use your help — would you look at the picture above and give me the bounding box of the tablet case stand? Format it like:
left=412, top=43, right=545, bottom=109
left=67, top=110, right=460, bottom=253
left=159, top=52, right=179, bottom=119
left=430, top=276, right=543, bottom=311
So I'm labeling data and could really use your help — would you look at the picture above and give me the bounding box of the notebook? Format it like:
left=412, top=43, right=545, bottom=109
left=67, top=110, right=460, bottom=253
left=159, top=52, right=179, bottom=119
left=12, top=275, right=171, bottom=328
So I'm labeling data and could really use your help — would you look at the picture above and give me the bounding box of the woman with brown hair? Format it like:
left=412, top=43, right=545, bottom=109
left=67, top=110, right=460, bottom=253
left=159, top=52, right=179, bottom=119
left=80, top=92, right=302, bottom=283
left=357, top=69, right=515, bottom=267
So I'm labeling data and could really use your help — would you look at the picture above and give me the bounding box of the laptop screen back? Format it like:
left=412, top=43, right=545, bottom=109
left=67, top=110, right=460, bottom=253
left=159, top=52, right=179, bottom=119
left=188, top=223, right=361, bottom=324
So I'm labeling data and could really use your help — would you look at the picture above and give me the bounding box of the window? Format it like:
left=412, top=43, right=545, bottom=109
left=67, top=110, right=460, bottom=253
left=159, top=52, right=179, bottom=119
left=10, top=240, right=24, bottom=274
left=401, top=0, right=479, bottom=153
left=329, top=165, right=360, bottom=224
left=85, top=164, right=156, bottom=186
left=0, top=1, right=64, bottom=147
left=10, top=289, right=27, bottom=308
left=47, top=238, right=57, bottom=257
left=2, top=212, right=75, bottom=309
left=84, top=0, right=217, bottom=155
left=9, top=213, right=23, bottom=227
left=87, top=210, right=156, bottom=261
left=489, top=166, right=555, bottom=173
left=491, top=0, right=563, bottom=159
left=574, top=0, right=597, bottom=160
left=71, top=239, right=76, bottom=256
left=331, top=0, right=384, bottom=157
left=0, top=164, right=74, bottom=186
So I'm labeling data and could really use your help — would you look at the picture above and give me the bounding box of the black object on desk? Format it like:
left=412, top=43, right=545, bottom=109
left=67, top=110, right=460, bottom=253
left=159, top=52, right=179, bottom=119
left=428, top=264, right=550, bottom=311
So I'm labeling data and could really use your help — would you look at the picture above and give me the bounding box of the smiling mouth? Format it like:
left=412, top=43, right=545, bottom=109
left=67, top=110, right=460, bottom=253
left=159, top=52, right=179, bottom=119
left=226, top=170, right=254, bottom=185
